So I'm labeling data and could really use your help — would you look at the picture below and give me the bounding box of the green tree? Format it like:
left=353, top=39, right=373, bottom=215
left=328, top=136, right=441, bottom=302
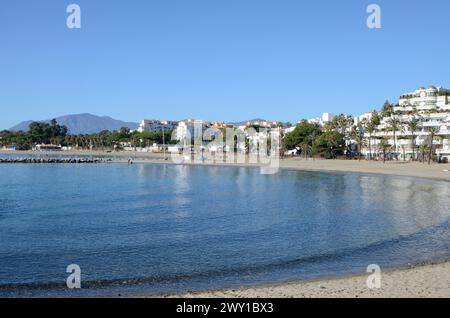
left=314, top=131, right=345, bottom=159
left=426, top=127, right=440, bottom=165
left=324, top=114, right=354, bottom=151
left=381, top=100, right=393, bottom=117
left=386, top=116, right=402, bottom=159
left=364, top=111, right=381, bottom=160
left=366, top=120, right=376, bottom=160
left=282, top=121, right=322, bottom=152
left=351, top=122, right=367, bottom=161
left=378, top=139, right=392, bottom=163
left=419, top=144, right=429, bottom=163
left=324, top=114, right=354, bottom=135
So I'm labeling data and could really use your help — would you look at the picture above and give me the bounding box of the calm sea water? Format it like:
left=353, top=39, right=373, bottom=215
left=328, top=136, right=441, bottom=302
left=0, top=163, right=450, bottom=297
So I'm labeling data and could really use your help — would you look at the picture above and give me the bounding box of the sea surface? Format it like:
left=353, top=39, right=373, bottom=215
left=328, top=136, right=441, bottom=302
left=0, top=162, right=450, bottom=297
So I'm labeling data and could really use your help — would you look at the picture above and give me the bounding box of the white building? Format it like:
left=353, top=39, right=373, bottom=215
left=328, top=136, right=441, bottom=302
left=354, top=112, right=373, bottom=125
left=176, top=120, right=209, bottom=146
left=361, top=86, right=450, bottom=161
left=283, top=126, right=296, bottom=134
left=137, top=119, right=178, bottom=133
left=322, top=112, right=334, bottom=123
left=33, top=144, right=62, bottom=151
left=307, top=112, right=334, bottom=126
left=396, top=86, right=450, bottom=112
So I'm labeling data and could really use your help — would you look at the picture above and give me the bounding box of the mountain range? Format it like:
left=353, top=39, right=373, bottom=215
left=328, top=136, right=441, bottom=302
left=9, top=113, right=139, bottom=135
left=8, top=114, right=278, bottom=135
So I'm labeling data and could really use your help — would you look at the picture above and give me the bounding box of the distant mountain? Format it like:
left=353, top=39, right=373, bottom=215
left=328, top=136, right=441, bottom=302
left=9, top=113, right=139, bottom=135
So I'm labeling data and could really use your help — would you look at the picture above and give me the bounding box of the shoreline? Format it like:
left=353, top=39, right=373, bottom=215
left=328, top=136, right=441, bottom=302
left=156, top=259, right=450, bottom=298
left=2, top=150, right=450, bottom=182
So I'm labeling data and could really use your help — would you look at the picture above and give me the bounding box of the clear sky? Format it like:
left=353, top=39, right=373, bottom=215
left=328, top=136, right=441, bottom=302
left=1, top=0, right=450, bottom=129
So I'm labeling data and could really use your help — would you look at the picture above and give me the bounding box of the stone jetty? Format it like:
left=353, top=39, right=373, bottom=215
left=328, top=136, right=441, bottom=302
left=0, top=158, right=110, bottom=164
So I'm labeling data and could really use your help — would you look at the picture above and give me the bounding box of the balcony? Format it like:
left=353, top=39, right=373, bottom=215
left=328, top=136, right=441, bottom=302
left=393, top=106, right=414, bottom=112
left=417, top=105, right=438, bottom=111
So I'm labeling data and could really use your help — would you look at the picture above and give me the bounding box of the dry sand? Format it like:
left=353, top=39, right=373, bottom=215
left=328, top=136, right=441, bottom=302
left=279, top=158, right=450, bottom=181
left=161, top=261, right=450, bottom=298
left=130, top=153, right=450, bottom=181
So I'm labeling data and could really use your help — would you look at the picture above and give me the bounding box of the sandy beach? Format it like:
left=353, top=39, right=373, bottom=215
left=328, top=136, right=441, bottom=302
left=281, top=158, right=450, bottom=181
left=132, top=153, right=450, bottom=181
left=2, top=149, right=450, bottom=181
left=163, top=261, right=450, bottom=298
left=2, top=150, right=450, bottom=298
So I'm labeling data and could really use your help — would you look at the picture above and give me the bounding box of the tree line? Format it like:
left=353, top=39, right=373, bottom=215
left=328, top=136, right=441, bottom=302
left=0, top=120, right=175, bottom=150
left=282, top=116, right=351, bottom=159
left=282, top=101, right=447, bottom=163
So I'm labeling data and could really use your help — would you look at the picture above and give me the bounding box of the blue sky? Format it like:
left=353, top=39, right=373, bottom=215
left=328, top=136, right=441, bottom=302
left=1, top=0, right=450, bottom=129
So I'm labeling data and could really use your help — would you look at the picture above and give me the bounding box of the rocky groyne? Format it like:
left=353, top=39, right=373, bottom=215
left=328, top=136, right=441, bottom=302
left=0, top=158, right=111, bottom=164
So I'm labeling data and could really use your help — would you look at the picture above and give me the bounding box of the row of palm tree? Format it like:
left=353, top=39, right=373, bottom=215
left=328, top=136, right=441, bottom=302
left=362, top=114, right=444, bottom=164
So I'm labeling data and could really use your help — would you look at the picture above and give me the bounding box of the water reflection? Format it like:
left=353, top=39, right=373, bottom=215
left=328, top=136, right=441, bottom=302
left=0, top=164, right=450, bottom=296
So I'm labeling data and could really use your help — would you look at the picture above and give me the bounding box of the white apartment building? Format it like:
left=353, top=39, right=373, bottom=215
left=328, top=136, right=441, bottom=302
left=396, top=86, right=450, bottom=112
left=174, top=119, right=279, bottom=154
left=364, top=86, right=450, bottom=161
left=176, top=120, right=209, bottom=146
left=137, top=119, right=178, bottom=133
left=307, top=112, right=334, bottom=126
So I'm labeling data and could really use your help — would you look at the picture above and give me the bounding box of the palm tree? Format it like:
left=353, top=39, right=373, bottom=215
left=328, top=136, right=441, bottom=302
left=419, top=144, right=429, bottom=163
left=365, top=120, right=377, bottom=160
left=379, top=139, right=392, bottom=163
left=399, top=121, right=409, bottom=161
left=324, top=114, right=354, bottom=151
left=386, top=116, right=402, bottom=160
left=351, top=123, right=367, bottom=162
left=427, top=126, right=440, bottom=165
left=381, top=100, right=393, bottom=117
left=406, top=117, right=420, bottom=161
left=364, top=111, right=381, bottom=160
left=300, top=142, right=312, bottom=160
left=401, top=145, right=406, bottom=161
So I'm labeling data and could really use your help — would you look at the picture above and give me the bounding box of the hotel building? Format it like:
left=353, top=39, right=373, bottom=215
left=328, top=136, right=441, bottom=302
left=365, top=86, right=450, bottom=161
left=137, top=119, right=179, bottom=133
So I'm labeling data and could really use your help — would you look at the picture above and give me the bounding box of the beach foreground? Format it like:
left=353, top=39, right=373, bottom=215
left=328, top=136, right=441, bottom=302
left=161, top=261, right=450, bottom=298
